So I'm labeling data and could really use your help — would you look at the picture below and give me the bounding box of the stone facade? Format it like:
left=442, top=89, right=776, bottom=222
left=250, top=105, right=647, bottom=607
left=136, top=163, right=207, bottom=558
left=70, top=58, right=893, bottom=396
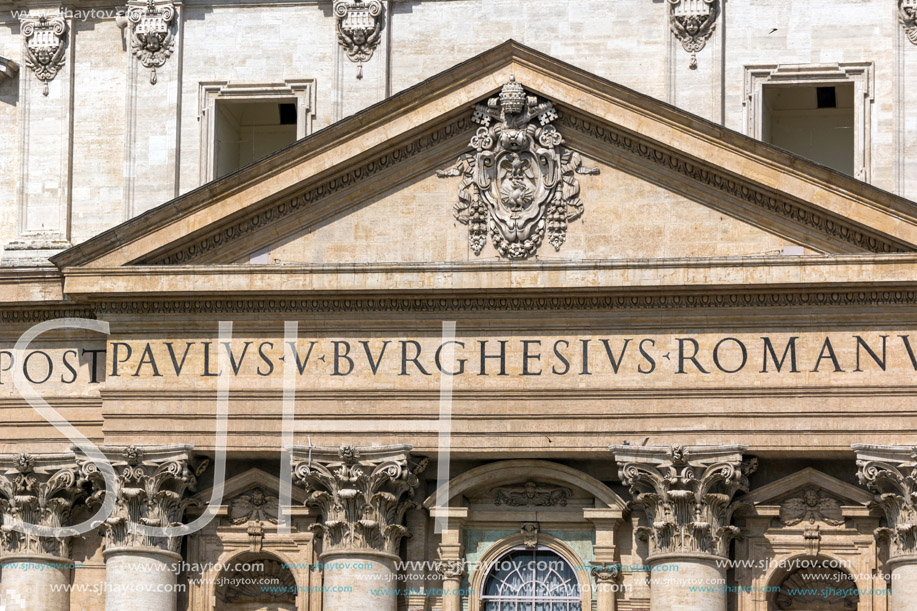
left=1, top=3, right=917, bottom=610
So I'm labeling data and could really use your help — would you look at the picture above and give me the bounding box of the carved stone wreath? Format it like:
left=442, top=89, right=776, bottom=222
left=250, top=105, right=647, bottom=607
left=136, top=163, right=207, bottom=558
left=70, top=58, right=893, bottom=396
left=125, top=0, right=176, bottom=85
left=493, top=481, right=571, bottom=507
left=333, top=0, right=384, bottom=79
left=437, top=77, right=599, bottom=260
left=20, top=13, right=67, bottom=96
left=668, top=0, right=719, bottom=69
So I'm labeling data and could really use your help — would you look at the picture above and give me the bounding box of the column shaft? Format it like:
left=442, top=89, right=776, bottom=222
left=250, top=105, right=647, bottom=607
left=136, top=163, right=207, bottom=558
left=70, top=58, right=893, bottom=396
left=103, top=549, right=180, bottom=611
left=0, top=556, right=70, bottom=611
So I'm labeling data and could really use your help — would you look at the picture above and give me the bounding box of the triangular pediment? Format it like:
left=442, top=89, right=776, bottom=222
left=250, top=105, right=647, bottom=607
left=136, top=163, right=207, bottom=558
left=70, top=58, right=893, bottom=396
left=741, top=468, right=873, bottom=507
left=51, top=41, right=917, bottom=297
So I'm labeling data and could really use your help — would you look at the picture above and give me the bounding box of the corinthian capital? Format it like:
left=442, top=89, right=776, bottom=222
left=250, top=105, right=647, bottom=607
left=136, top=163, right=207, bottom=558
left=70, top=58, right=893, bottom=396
left=610, top=444, right=756, bottom=558
left=0, top=452, right=83, bottom=559
left=854, top=444, right=917, bottom=558
left=75, top=445, right=208, bottom=554
left=290, top=444, right=428, bottom=555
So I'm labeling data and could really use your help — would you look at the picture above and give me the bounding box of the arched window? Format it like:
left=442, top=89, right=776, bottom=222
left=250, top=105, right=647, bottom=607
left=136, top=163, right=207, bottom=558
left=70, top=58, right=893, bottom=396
left=481, top=546, right=582, bottom=611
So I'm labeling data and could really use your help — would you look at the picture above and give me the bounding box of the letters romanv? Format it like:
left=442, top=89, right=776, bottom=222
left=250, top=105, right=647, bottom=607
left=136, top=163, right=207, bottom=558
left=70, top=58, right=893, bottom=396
left=1, top=334, right=916, bottom=384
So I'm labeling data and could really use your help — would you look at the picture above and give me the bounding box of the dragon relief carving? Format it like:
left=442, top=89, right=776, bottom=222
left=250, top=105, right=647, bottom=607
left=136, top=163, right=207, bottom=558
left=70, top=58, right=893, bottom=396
left=779, top=488, right=845, bottom=527
left=20, top=13, right=67, bottom=96
left=333, top=0, right=384, bottom=79
left=123, top=0, right=176, bottom=85
left=668, top=0, right=719, bottom=69
left=493, top=481, right=571, bottom=507
left=437, top=76, right=599, bottom=260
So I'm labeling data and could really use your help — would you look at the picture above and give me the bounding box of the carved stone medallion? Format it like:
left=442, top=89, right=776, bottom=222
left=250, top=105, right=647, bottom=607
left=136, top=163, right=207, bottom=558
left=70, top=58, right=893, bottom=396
left=20, top=13, right=67, bottom=96
left=493, top=481, right=571, bottom=507
left=333, top=0, right=384, bottom=79
left=125, top=0, right=176, bottom=85
left=668, top=0, right=718, bottom=69
left=438, top=77, right=598, bottom=260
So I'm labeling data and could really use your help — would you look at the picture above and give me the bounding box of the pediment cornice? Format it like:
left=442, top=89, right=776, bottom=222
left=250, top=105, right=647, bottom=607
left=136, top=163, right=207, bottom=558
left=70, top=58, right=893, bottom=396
left=48, top=40, right=917, bottom=288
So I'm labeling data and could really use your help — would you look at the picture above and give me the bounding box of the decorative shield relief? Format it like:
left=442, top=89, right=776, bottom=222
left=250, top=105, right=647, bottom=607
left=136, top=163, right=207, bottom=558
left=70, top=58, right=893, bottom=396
left=901, top=0, right=917, bottom=45
left=669, top=0, right=718, bottom=69
left=437, top=77, right=599, bottom=260
left=20, top=14, right=67, bottom=96
left=333, top=0, right=384, bottom=79
left=126, top=0, right=176, bottom=85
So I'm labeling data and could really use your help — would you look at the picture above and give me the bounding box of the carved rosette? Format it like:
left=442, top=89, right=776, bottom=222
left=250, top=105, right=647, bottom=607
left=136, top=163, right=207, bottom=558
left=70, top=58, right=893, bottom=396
left=76, top=445, right=207, bottom=554
left=668, top=0, right=718, bottom=69
left=290, top=444, right=428, bottom=556
left=20, top=13, right=67, bottom=96
left=611, top=444, right=756, bottom=558
left=0, top=453, right=83, bottom=559
left=437, top=77, right=599, bottom=260
left=854, top=444, right=917, bottom=559
left=901, top=0, right=917, bottom=45
left=333, top=0, right=384, bottom=79
left=124, top=0, right=176, bottom=85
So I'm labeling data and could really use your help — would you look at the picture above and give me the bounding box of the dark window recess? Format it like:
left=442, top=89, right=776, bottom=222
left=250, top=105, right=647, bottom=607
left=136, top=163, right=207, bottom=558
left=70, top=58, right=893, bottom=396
left=816, top=86, right=837, bottom=109
left=279, top=103, right=297, bottom=125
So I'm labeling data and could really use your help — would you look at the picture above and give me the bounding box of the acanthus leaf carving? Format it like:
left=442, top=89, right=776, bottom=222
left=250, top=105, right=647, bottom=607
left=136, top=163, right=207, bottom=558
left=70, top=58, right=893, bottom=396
left=20, top=12, right=67, bottom=96
left=612, top=444, right=755, bottom=558
left=438, top=77, right=599, bottom=260
left=333, top=0, right=384, bottom=79
left=493, top=481, right=571, bottom=507
left=290, top=444, right=427, bottom=555
left=76, top=444, right=207, bottom=554
left=779, top=488, right=845, bottom=527
left=0, top=453, right=83, bottom=559
left=901, top=0, right=917, bottom=45
left=124, top=0, right=176, bottom=85
left=668, top=0, right=718, bottom=69
left=854, top=444, right=917, bottom=559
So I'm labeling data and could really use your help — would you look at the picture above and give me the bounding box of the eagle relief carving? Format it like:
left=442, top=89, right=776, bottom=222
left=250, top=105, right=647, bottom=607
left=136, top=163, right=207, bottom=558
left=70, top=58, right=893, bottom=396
left=493, top=481, right=572, bottom=507
left=437, top=77, right=599, bottom=260
left=779, top=488, right=845, bottom=527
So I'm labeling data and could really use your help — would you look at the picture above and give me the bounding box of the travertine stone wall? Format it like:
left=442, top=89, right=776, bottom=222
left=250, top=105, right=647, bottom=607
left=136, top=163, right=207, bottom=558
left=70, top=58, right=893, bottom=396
left=0, top=0, right=915, bottom=264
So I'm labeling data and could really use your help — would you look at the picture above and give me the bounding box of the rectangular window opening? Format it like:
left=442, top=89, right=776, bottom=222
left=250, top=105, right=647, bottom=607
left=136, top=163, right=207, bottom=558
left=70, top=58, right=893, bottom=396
left=213, top=99, right=299, bottom=179
left=762, top=83, right=854, bottom=176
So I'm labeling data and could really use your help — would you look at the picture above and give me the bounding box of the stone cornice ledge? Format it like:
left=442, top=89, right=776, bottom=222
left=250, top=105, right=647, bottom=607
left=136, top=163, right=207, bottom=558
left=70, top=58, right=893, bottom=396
left=58, top=253, right=917, bottom=298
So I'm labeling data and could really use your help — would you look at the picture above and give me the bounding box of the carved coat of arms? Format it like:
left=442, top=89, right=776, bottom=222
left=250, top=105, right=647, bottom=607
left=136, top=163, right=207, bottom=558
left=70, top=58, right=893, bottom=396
left=20, top=14, right=67, bottom=96
left=127, top=0, right=175, bottom=84
left=438, top=77, right=599, bottom=260
left=333, top=0, right=384, bottom=78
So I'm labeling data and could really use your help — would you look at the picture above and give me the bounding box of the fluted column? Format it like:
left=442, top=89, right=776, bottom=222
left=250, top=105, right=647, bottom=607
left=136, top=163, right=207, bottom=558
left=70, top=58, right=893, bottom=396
left=0, top=453, right=83, bottom=611
left=610, top=445, right=756, bottom=611
left=854, top=444, right=917, bottom=611
left=291, top=444, right=427, bottom=611
left=76, top=445, right=207, bottom=611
